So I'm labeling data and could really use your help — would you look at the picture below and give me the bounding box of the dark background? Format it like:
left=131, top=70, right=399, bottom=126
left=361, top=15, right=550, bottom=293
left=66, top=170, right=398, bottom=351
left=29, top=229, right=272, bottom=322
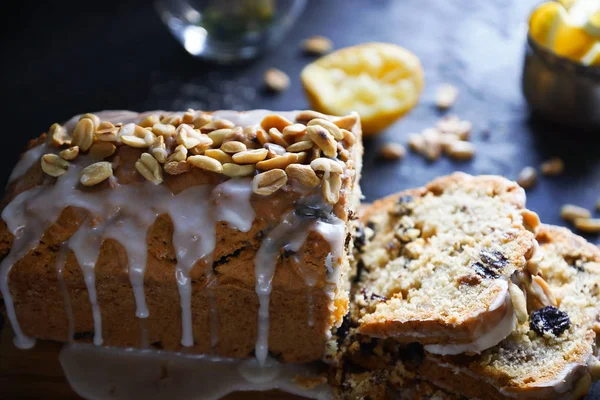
left=1, top=0, right=599, bottom=397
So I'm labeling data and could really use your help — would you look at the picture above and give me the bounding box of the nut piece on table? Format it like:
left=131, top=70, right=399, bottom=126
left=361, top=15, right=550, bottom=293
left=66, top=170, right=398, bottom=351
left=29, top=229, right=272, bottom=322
left=446, top=141, right=475, bottom=161
left=561, top=204, right=591, bottom=222
left=435, top=83, right=459, bottom=109
left=264, top=68, right=290, bottom=92
left=574, top=218, right=600, bottom=234
left=517, top=166, right=537, bottom=189
left=302, top=35, right=333, bottom=55
left=379, top=143, right=406, bottom=160
left=540, top=157, right=564, bottom=176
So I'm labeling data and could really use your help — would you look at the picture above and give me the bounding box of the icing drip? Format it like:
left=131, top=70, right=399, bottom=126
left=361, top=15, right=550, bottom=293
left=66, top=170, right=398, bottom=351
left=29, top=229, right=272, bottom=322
left=60, top=344, right=332, bottom=400
left=168, top=185, right=215, bottom=347
left=254, top=211, right=313, bottom=365
left=69, top=219, right=104, bottom=345
left=8, top=142, right=48, bottom=183
left=253, top=203, right=346, bottom=366
left=56, top=242, right=75, bottom=342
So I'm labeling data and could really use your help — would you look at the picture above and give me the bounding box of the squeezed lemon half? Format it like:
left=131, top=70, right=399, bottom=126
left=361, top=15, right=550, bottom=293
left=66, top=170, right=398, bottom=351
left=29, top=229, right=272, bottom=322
left=301, top=43, right=424, bottom=136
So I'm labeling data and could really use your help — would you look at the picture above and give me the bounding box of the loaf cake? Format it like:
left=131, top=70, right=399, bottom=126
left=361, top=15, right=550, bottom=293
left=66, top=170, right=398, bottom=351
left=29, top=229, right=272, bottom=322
left=0, top=109, right=363, bottom=364
left=333, top=215, right=600, bottom=398
left=354, top=173, right=538, bottom=353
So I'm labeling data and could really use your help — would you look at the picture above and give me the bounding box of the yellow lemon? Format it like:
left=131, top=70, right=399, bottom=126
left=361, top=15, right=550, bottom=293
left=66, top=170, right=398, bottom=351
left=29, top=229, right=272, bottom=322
left=553, top=12, right=596, bottom=60
left=301, top=43, right=423, bottom=136
left=529, top=2, right=563, bottom=47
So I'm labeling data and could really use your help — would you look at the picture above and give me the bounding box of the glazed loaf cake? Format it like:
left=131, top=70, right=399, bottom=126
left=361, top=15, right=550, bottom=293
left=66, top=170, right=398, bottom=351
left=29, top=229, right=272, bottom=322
left=0, top=109, right=363, bottom=363
left=354, top=173, right=538, bottom=353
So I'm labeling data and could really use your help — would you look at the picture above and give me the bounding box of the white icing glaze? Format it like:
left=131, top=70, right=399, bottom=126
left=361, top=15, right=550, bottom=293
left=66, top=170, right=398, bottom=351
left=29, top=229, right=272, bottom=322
left=425, top=283, right=516, bottom=355
left=8, top=142, right=48, bottom=183
left=55, top=243, right=75, bottom=342
left=59, top=344, right=332, bottom=400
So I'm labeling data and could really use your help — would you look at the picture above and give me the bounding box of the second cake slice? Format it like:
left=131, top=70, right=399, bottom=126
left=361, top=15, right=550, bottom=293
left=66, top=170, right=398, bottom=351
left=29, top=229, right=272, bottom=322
left=355, top=173, right=538, bottom=354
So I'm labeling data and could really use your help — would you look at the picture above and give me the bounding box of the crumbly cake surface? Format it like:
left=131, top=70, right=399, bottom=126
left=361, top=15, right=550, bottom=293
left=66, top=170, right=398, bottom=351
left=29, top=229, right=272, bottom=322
left=356, top=173, right=537, bottom=348
left=334, top=223, right=600, bottom=400
left=0, top=109, right=363, bottom=363
left=422, top=225, right=600, bottom=399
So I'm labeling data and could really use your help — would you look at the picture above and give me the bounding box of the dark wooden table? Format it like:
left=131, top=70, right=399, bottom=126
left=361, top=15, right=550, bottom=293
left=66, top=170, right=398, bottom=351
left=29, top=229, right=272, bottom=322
left=1, top=0, right=599, bottom=398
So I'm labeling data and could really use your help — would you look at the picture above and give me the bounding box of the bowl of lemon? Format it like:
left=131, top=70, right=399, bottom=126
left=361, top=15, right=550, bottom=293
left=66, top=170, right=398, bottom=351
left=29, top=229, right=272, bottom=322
left=523, top=0, right=600, bottom=127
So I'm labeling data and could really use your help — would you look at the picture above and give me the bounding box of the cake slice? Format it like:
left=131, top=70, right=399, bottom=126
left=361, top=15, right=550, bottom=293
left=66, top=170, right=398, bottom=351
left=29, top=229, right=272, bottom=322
left=0, top=109, right=362, bottom=363
left=420, top=225, right=600, bottom=399
left=355, top=173, right=538, bottom=354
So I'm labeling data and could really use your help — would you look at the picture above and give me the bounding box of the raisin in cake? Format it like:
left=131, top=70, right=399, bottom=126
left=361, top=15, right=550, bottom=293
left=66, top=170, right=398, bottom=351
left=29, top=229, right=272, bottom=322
left=355, top=173, right=538, bottom=354
left=0, top=109, right=362, bottom=364
left=420, top=225, right=600, bottom=399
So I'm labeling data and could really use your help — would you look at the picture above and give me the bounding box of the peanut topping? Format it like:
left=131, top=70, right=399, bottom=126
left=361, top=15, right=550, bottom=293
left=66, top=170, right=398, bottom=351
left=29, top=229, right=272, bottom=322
left=150, top=136, right=168, bottom=164
left=89, top=142, right=116, bottom=160
left=204, top=149, right=233, bottom=164
left=221, top=140, right=247, bottom=154
left=80, top=161, right=113, bottom=186
left=139, top=114, right=160, bottom=128
left=208, top=128, right=234, bottom=147
left=222, top=163, right=255, bottom=177
left=302, top=35, right=333, bottom=55
left=286, top=140, right=314, bottom=153
left=59, top=146, right=79, bottom=161
left=151, top=123, right=175, bottom=137
left=41, top=154, right=69, bottom=177
left=308, top=118, right=343, bottom=140
left=282, top=124, right=307, bottom=138
left=48, top=123, right=71, bottom=147
left=168, top=145, right=188, bottom=163
left=285, top=164, right=320, bottom=187
left=256, top=152, right=300, bottom=171
left=135, top=153, right=163, bottom=185
left=307, top=125, right=337, bottom=158
left=177, top=124, right=212, bottom=149
left=121, top=135, right=148, bottom=148
left=193, top=113, right=213, bottom=129
left=164, top=160, right=191, bottom=175
left=232, top=149, right=268, bottom=164
left=72, top=118, right=95, bottom=151
left=322, top=173, right=342, bottom=204
left=252, top=169, right=288, bottom=195
left=310, top=157, right=344, bottom=174
left=188, top=155, right=224, bottom=173
left=261, top=114, right=293, bottom=133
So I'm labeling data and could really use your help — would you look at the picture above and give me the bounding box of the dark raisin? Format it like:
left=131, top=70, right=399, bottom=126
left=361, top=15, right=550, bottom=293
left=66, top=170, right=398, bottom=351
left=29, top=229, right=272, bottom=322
left=400, top=342, right=424, bottom=368
left=369, top=293, right=387, bottom=302
left=473, top=249, right=508, bottom=279
left=530, top=306, right=571, bottom=337
left=336, top=314, right=352, bottom=345
left=480, top=249, right=508, bottom=270
left=73, top=331, right=95, bottom=341
left=295, top=204, right=334, bottom=223
left=361, top=288, right=387, bottom=302
left=472, top=261, right=500, bottom=279
left=354, top=224, right=366, bottom=253
left=353, top=259, right=365, bottom=283
left=457, top=274, right=483, bottom=285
